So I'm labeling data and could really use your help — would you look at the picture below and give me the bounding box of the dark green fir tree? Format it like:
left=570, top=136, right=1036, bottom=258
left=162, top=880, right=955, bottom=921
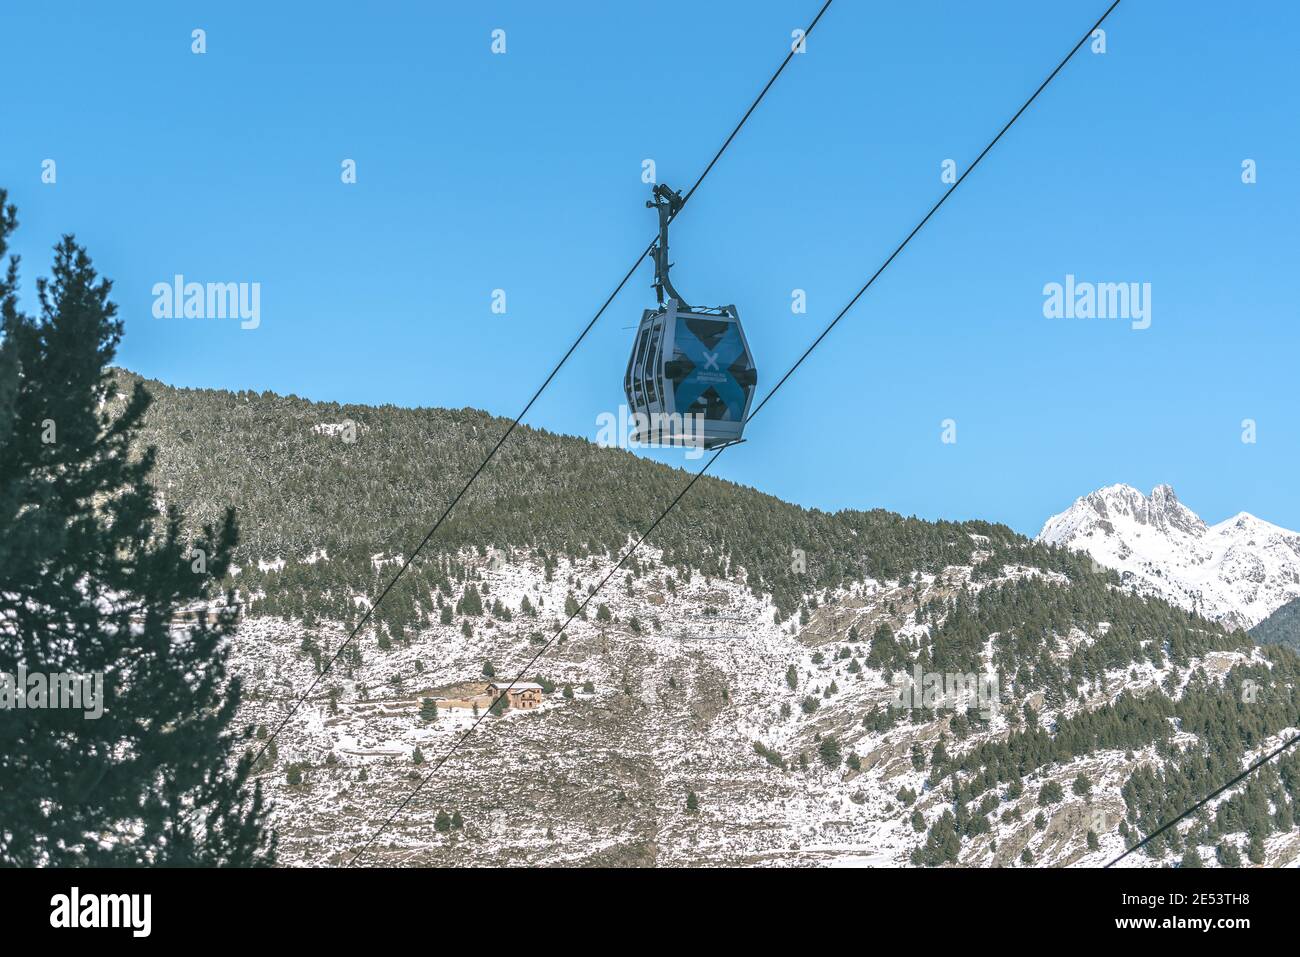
left=0, top=197, right=274, bottom=865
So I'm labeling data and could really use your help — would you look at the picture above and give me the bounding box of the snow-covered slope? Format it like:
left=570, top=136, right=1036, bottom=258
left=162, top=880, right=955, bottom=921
left=1038, top=484, right=1300, bottom=631
left=229, top=547, right=1300, bottom=869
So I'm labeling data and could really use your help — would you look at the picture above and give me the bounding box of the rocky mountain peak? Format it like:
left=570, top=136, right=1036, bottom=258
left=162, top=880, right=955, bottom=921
left=1038, top=483, right=1300, bottom=631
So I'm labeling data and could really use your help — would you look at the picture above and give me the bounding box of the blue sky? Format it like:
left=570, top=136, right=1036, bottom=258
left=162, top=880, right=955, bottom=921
left=3, top=1, right=1296, bottom=536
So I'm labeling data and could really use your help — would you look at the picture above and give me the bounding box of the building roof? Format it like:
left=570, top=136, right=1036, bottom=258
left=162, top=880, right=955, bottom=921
left=489, top=681, right=544, bottom=692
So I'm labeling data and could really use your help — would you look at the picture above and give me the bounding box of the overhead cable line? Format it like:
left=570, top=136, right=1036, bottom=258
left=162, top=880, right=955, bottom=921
left=247, top=0, right=837, bottom=772
left=347, top=0, right=1125, bottom=865
left=347, top=444, right=729, bottom=865
left=1105, top=732, right=1300, bottom=867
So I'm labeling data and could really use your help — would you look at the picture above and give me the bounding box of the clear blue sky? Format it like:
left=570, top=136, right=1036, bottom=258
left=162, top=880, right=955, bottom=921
left=3, top=1, right=1296, bottom=536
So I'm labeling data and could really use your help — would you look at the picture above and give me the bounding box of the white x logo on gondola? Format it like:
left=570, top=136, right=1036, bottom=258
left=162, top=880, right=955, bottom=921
left=702, top=350, right=720, bottom=370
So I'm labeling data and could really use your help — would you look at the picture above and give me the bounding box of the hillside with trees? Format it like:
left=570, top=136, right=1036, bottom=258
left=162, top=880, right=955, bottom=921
left=112, top=368, right=1300, bottom=868
left=1252, top=597, right=1300, bottom=650
left=117, top=369, right=1102, bottom=629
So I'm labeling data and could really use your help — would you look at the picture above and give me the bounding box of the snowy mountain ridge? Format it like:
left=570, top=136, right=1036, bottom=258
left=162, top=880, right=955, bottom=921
left=1037, top=483, right=1300, bottom=631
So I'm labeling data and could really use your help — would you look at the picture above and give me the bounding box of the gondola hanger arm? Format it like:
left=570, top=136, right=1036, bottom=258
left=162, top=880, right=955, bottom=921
left=648, top=183, right=690, bottom=310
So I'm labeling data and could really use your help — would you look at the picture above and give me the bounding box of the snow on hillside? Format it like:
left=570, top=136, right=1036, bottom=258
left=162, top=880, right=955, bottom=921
left=1038, top=484, right=1300, bottom=631
left=226, top=547, right=1298, bottom=868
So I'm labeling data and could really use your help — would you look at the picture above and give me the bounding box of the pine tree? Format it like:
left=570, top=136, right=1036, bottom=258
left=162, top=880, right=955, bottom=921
left=932, top=738, right=949, bottom=767
left=0, top=208, right=273, bottom=866
left=685, top=791, right=699, bottom=812
left=457, top=583, right=483, bottom=616
left=1216, top=842, right=1242, bottom=867
left=1248, top=833, right=1266, bottom=865
left=420, top=697, right=439, bottom=722
left=819, top=736, right=842, bottom=769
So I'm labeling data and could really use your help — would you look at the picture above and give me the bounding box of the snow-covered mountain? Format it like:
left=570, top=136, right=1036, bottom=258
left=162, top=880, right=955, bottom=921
left=126, top=375, right=1300, bottom=868
left=1038, top=483, right=1300, bottom=631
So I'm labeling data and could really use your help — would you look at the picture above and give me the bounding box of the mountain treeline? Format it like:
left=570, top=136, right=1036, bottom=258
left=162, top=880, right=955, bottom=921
left=116, top=370, right=1101, bottom=621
